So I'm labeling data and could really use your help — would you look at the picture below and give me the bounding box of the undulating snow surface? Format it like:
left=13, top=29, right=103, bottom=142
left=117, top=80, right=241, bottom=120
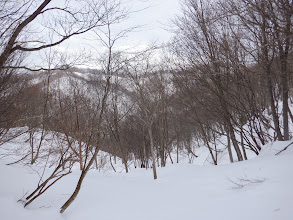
left=0, top=136, right=292, bottom=220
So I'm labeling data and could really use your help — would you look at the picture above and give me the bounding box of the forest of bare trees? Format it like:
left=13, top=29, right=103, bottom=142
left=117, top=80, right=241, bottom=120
left=0, top=0, right=292, bottom=214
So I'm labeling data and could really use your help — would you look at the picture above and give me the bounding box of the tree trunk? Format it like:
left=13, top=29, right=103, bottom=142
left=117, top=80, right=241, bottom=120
left=240, top=127, right=248, bottom=160
left=148, top=126, right=157, bottom=180
left=123, top=158, right=129, bottom=173
left=282, top=62, right=289, bottom=140
left=0, top=0, right=51, bottom=70
left=260, top=2, right=283, bottom=141
left=267, top=76, right=283, bottom=141
left=143, top=138, right=147, bottom=169
left=168, top=150, right=173, bottom=164
left=176, top=144, right=179, bottom=163
left=60, top=147, right=99, bottom=213
left=229, top=126, right=243, bottom=161
left=226, top=128, right=233, bottom=163
left=60, top=76, right=110, bottom=213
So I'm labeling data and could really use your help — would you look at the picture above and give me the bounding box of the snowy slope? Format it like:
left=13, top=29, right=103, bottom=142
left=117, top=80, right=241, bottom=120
left=0, top=138, right=292, bottom=219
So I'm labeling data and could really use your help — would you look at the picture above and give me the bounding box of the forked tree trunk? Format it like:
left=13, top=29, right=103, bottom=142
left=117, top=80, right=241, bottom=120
left=222, top=99, right=243, bottom=161
left=229, top=126, right=243, bottom=161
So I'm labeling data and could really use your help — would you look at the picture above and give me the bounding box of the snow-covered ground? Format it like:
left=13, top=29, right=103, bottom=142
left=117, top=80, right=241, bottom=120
left=0, top=134, right=292, bottom=219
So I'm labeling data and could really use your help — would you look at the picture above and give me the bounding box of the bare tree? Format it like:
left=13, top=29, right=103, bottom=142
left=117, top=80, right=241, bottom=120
left=171, top=0, right=245, bottom=161
left=125, top=48, right=165, bottom=179
left=0, top=0, right=124, bottom=140
left=225, top=0, right=293, bottom=141
left=23, top=138, right=75, bottom=207
left=0, top=0, right=122, bottom=71
left=60, top=8, right=131, bottom=212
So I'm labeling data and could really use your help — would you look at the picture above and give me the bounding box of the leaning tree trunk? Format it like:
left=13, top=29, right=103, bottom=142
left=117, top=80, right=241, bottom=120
left=60, top=76, right=110, bottom=213
left=60, top=147, right=99, bottom=213
left=240, top=127, right=248, bottom=160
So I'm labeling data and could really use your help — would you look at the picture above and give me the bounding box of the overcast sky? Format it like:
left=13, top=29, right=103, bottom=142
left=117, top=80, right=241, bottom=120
left=121, top=0, right=181, bottom=45
left=66, top=0, right=181, bottom=52
left=30, top=0, right=182, bottom=68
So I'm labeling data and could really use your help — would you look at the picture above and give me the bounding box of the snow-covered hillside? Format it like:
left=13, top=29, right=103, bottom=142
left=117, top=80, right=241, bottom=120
left=0, top=133, right=292, bottom=220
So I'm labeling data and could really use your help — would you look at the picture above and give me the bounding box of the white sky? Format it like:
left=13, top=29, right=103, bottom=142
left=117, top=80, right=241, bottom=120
left=28, top=0, right=182, bottom=69
left=121, top=0, right=181, bottom=45
left=66, top=0, right=181, bottom=52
